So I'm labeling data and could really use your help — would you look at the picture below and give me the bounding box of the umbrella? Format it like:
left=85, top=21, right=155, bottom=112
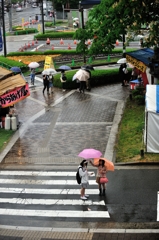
left=73, top=17, right=79, bottom=21
left=28, top=62, right=40, bottom=69
left=94, top=158, right=114, bottom=171
left=117, top=58, right=127, bottom=64
left=59, top=65, right=71, bottom=71
left=42, top=68, right=57, bottom=75
left=74, top=69, right=90, bottom=81
left=81, top=65, right=94, bottom=71
left=78, top=148, right=102, bottom=159
left=10, top=67, right=21, bottom=73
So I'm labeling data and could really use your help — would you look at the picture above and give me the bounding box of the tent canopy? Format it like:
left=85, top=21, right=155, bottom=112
left=144, top=85, right=159, bottom=153
left=0, top=74, right=26, bottom=96
left=0, top=67, right=13, bottom=80
left=126, top=48, right=154, bottom=66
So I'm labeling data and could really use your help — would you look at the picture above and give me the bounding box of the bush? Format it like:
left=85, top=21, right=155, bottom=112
left=14, top=28, right=38, bottom=35
left=53, top=69, right=123, bottom=89
left=0, top=56, right=26, bottom=69
left=34, top=32, right=75, bottom=40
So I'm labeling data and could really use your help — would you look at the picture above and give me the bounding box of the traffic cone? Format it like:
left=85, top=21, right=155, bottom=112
left=68, top=43, right=71, bottom=50
left=28, top=42, right=31, bottom=48
left=35, top=47, right=38, bottom=51
left=74, top=39, right=77, bottom=45
left=32, top=40, right=35, bottom=46
left=51, top=45, right=54, bottom=50
left=24, top=44, right=27, bottom=50
left=116, top=39, right=119, bottom=46
left=46, top=38, right=50, bottom=45
left=60, top=38, right=64, bottom=44
left=87, top=39, right=91, bottom=45
left=35, top=39, right=38, bottom=44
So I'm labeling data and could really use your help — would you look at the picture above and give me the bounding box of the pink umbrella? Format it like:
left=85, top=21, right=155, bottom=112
left=78, top=148, right=102, bottom=159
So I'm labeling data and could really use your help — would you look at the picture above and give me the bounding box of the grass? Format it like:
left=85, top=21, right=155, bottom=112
left=0, top=129, right=14, bottom=153
left=115, top=98, right=159, bottom=163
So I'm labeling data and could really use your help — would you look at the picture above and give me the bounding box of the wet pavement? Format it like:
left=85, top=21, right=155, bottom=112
left=1, top=76, right=129, bottom=164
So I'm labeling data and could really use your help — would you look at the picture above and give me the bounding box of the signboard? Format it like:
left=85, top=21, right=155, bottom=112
left=126, top=55, right=147, bottom=73
left=0, top=28, right=3, bottom=52
left=44, top=56, right=55, bottom=70
left=0, top=84, right=30, bottom=108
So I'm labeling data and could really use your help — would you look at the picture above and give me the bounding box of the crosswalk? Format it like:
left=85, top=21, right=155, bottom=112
left=0, top=169, right=110, bottom=225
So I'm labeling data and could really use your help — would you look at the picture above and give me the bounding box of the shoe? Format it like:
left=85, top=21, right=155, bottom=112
left=51, top=91, right=54, bottom=93
left=63, top=89, right=66, bottom=92
left=85, top=194, right=89, bottom=198
left=81, top=196, right=87, bottom=200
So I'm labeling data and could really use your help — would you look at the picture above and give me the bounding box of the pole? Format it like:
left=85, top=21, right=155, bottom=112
left=79, top=3, right=86, bottom=64
left=1, top=0, right=7, bottom=56
left=122, top=33, right=126, bottom=57
left=41, top=0, right=44, bottom=34
left=8, top=0, right=12, bottom=32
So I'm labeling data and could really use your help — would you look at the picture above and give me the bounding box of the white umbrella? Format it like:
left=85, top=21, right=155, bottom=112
left=117, top=58, right=127, bottom=64
left=74, top=69, right=90, bottom=81
left=73, top=17, right=79, bottom=21
left=42, top=68, right=57, bottom=75
left=28, top=62, right=39, bottom=68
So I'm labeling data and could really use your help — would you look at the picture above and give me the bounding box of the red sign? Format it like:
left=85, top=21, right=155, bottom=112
left=0, top=84, right=30, bottom=108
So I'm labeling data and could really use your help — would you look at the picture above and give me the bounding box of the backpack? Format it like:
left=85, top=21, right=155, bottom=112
left=76, top=167, right=82, bottom=184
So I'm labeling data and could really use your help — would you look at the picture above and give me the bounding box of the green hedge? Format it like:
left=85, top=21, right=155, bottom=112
left=14, top=28, right=38, bottom=35
left=34, top=32, right=75, bottom=40
left=53, top=69, right=131, bottom=89
left=0, top=56, right=26, bottom=70
left=7, top=48, right=137, bottom=57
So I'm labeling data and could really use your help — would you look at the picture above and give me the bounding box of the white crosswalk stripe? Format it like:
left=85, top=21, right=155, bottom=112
left=0, top=170, right=110, bottom=221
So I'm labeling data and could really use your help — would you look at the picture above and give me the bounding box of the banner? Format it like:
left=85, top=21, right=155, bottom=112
left=126, top=55, right=147, bottom=73
left=0, top=28, right=3, bottom=52
left=0, top=84, right=30, bottom=108
left=44, top=56, right=55, bottom=70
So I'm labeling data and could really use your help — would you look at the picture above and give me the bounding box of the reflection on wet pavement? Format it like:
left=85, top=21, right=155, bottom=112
left=3, top=80, right=129, bottom=164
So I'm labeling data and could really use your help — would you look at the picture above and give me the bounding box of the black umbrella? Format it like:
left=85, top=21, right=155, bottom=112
left=81, top=65, right=94, bottom=71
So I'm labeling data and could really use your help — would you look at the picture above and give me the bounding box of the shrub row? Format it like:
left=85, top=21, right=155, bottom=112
left=34, top=32, right=75, bottom=40
left=53, top=69, right=131, bottom=89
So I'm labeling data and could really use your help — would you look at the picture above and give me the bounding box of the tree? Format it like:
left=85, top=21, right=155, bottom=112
left=75, top=0, right=159, bottom=57
left=52, top=0, right=78, bottom=10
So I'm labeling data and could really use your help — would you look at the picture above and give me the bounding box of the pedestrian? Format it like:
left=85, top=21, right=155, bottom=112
left=90, top=159, right=107, bottom=196
left=131, top=67, right=138, bottom=80
left=78, top=160, right=90, bottom=200
left=29, top=16, right=32, bottom=27
left=85, top=69, right=91, bottom=91
left=30, top=68, right=35, bottom=85
left=79, top=80, right=86, bottom=93
left=49, top=73, right=54, bottom=93
left=60, top=70, right=67, bottom=92
left=42, top=74, right=50, bottom=95
left=119, top=63, right=128, bottom=86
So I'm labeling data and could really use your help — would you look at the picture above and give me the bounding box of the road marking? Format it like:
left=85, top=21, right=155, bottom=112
left=0, top=171, right=93, bottom=176
left=0, top=179, right=96, bottom=185
left=0, top=209, right=109, bottom=218
left=0, top=188, right=98, bottom=195
left=157, top=191, right=159, bottom=221
left=0, top=198, right=105, bottom=205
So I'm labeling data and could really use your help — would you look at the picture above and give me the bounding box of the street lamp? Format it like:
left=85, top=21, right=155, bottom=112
left=39, top=0, right=45, bottom=34
left=0, top=0, right=7, bottom=56
left=79, top=1, right=86, bottom=63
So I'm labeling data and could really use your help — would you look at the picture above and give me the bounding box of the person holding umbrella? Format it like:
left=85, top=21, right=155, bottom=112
left=60, top=70, right=67, bottom=92
left=42, top=74, right=50, bottom=95
left=30, top=68, right=35, bottom=85
left=90, top=159, right=107, bottom=196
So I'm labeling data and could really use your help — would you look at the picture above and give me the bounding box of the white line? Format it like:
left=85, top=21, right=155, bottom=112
left=0, top=171, right=78, bottom=176
left=0, top=179, right=96, bottom=185
left=0, top=198, right=105, bottom=206
left=0, top=209, right=110, bottom=218
left=0, top=188, right=98, bottom=195
left=157, top=191, right=159, bottom=221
